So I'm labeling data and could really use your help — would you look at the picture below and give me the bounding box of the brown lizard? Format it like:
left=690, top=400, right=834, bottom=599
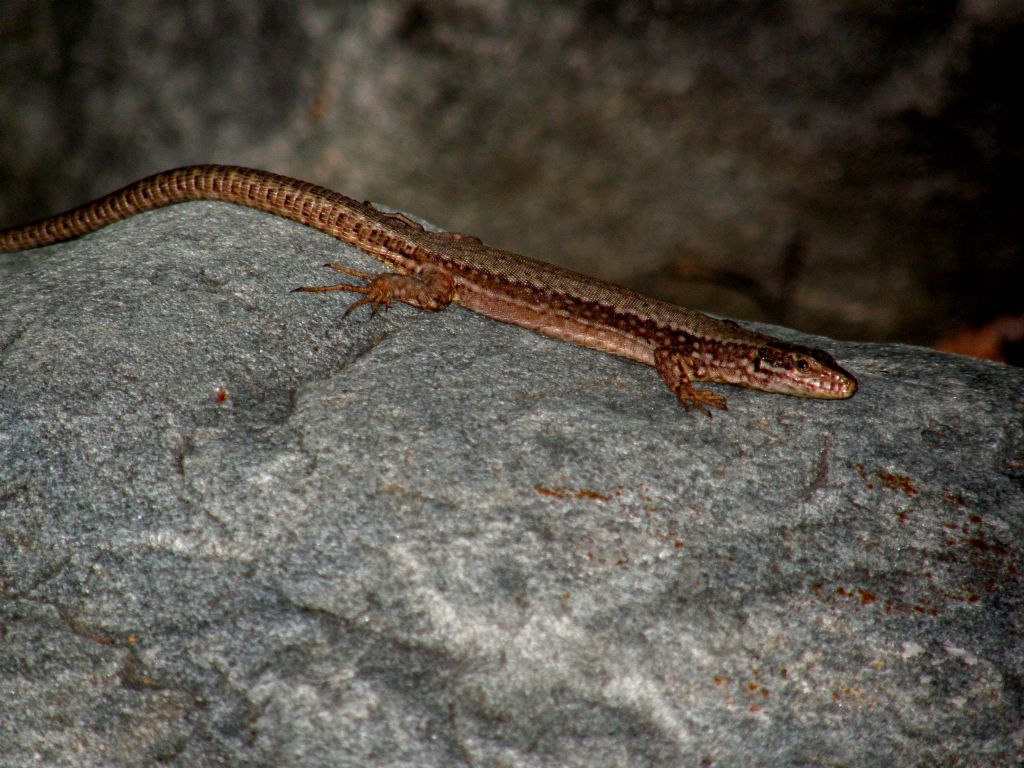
left=0, top=165, right=857, bottom=413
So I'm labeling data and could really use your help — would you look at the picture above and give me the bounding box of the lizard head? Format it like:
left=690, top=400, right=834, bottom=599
left=746, top=342, right=858, bottom=399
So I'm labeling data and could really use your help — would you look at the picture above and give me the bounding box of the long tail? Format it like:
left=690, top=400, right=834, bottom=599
left=0, top=165, right=362, bottom=252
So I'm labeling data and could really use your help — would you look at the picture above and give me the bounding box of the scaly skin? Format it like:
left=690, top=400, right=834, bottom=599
left=0, top=165, right=857, bottom=413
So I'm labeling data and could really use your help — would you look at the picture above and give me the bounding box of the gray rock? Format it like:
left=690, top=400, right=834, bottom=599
left=1, top=205, right=1022, bottom=767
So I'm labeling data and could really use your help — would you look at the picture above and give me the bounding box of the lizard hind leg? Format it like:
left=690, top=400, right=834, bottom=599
left=292, top=263, right=394, bottom=315
left=653, top=347, right=727, bottom=416
left=291, top=262, right=377, bottom=289
left=378, top=211, right=426, bottom=231
left=294, top=262, right=456, bottom=317
left=376, top=211, right=482, bottom=245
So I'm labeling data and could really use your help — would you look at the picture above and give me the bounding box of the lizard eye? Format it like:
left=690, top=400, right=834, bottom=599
left=794, top=357, right=810, bottom=373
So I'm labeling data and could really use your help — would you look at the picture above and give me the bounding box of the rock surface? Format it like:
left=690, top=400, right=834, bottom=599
left=1, top=205, right=1022, bottom=767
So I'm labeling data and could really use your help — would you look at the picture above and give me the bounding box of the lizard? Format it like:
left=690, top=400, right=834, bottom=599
left=0, top=165, right=857, bottom=414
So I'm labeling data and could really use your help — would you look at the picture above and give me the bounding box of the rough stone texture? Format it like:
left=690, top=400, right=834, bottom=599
left=1, top=1, right=1022, bottom=345
left=1, top=206, right=1022, bottom=767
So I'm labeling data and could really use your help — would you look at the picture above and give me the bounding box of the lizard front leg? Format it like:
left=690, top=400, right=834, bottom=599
left=653, top=347, right=727, bottom=416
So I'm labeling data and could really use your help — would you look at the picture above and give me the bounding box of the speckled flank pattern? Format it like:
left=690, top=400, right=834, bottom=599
left=0, top=165, right=857, bottom=410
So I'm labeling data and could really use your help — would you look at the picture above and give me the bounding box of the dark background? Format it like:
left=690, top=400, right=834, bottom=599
left=2, top=0, right=1021, bottom=360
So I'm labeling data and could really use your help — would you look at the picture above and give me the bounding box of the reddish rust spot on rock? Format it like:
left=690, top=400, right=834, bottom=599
left=857, top=589, right=877, bottom=604
left=877, top=472, right=918, bottom=497
left=533, top=484, right=611, bottom=502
